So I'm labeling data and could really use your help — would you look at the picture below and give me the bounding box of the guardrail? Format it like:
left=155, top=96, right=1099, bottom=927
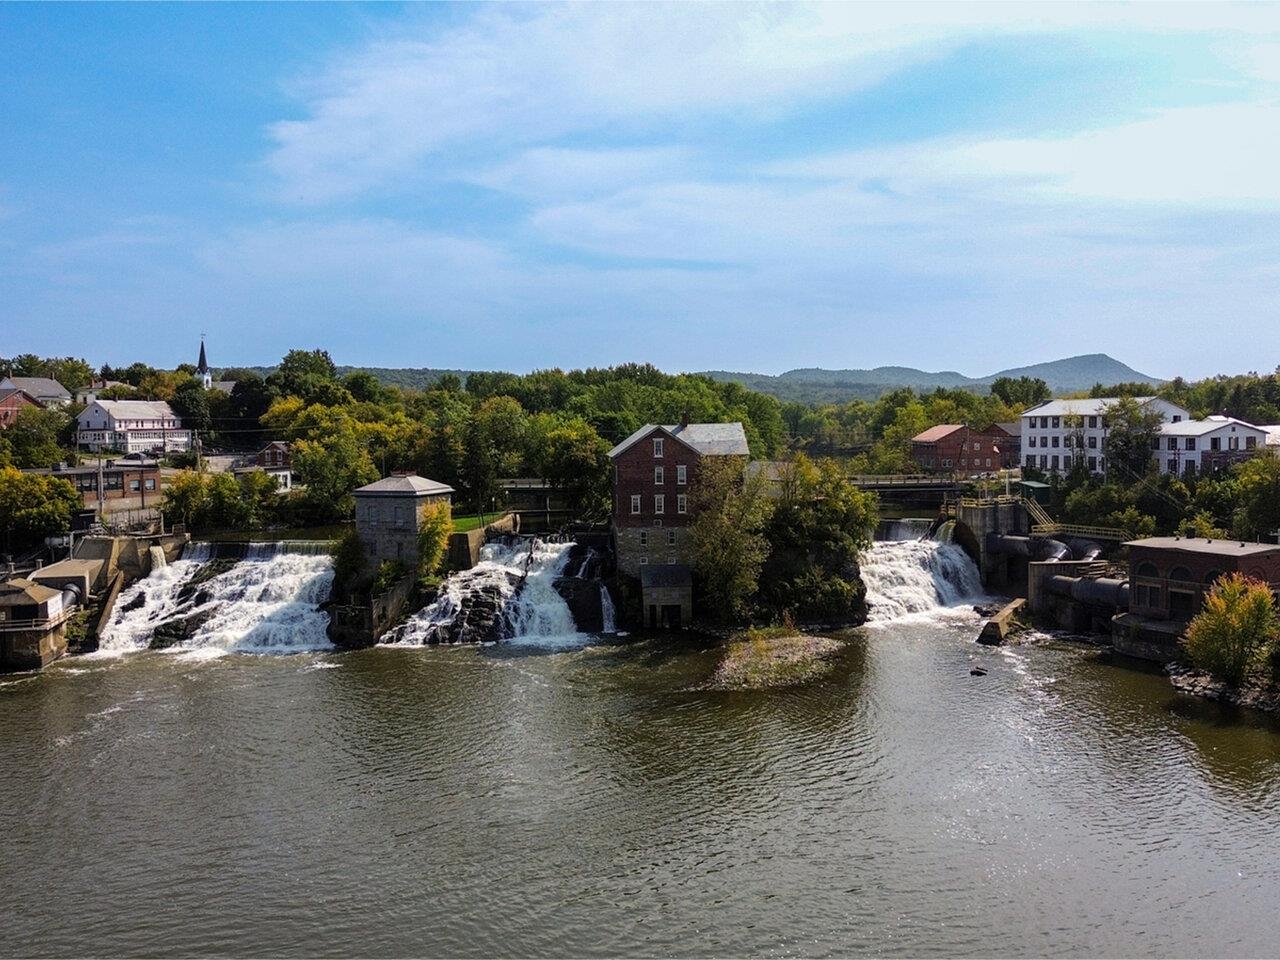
left=1031, top=522, right=1131, bottom=541
left=0, top=609, right=73, bottom=632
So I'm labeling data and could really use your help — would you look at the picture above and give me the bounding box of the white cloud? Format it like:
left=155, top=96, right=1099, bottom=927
left=265, top=2, right=1280, bottom=202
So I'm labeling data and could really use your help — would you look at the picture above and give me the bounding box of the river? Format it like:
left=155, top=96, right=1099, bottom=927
left=2, top=539, right=1280, bottom=957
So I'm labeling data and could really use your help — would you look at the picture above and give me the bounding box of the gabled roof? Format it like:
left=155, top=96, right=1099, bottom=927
left=0, top=388, right=42, bottom=406
left=640, top=564, right=692, bottom=588
left=1158, top=416, right=1265, bottom=437
left=354, top=474, right=455, bottom=497
left=607, top=422, right=749, bottom=459
left=1021, top=397, right=1163, bottom=418
left=994, top=422, right=1019, bottom=437
left=1, top=376, right=70, bottom=400
left=84, top=399, right=179, bottom=420
left=911, top=424, right=965, bottom=443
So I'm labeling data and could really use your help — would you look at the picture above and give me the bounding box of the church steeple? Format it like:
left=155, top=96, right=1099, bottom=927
left=197, top=337, right=212, bottom=389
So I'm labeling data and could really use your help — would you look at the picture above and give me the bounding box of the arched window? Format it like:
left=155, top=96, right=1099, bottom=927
left=1204, top=570, right=1224, bottom=587
left=1136, top=561, right=1159, bottom=579
left=1169, top=566, right=1192, bottom=583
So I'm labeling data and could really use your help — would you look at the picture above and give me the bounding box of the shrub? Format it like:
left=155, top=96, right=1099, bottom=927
left=416, top=501, right=453, bottom=580
left=1182, top=573, right=1279, bottom=686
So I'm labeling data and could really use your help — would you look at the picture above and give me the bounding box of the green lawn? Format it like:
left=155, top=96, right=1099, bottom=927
left=452, top=514, right=489, bottom=533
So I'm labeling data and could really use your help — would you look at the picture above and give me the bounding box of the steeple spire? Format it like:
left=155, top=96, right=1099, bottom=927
left=197, top=336, right=212, bottom=389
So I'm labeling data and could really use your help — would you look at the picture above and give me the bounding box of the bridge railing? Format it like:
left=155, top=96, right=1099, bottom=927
left=847, top=474, right=960, bottom=486
left=1031, top=522, right=1132, bottom=541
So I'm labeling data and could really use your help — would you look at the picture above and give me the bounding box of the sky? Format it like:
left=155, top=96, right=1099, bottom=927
left=2, top=2, right=1279, bottom=379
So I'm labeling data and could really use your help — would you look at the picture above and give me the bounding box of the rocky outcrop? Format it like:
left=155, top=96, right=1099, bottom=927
left=1166, top=664, right=1280, bottom=713
left=149, top=610, right=216, bottom=650
left=553, top=577, right=604, bottom=633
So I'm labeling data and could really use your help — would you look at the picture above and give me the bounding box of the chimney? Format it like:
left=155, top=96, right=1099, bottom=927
left=680, top=410, right=690, bottom=429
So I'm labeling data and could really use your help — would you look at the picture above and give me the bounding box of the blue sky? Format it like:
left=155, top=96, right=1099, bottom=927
left=2, top=3, right=1278, bottom=378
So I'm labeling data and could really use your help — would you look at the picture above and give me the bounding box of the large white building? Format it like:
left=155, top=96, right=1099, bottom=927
left=1154, top=416, right=1267, bottom=477
left=76, top=400, right=193, bottom=453
left=1020, top=396, right=1191, bottom=476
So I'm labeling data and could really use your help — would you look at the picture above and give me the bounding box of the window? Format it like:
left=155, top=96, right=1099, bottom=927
left=1247, top=436, right=1258, bottom=449
left=1088, top=436, right=1097, bottom=449
left=1025, top=455, right=1035, bottom=468
left=1089, top=416, right=1098, bottom=428
left=630, top=494, right=641, bottom=514
left=677, top=494, right=687, bottom=514
left=1088, top=456, right=1097, bottom=472
left=1185, top=438, right=1196, bottom=450
left=129, top=479, right=140, bottom=491
left=1040, top=455, right=1048, bottom=468
left=1167, top=437, right=1178, bottom=451
left=984, top=458, right=991, bottom=468
left=1172, top=415, right=1182, bottom=422
left=666, top=530, right=676, bottom=546
left=1029, top=436, right=1036, bottom=448
left=1167, top=459, right=1177, bottom=474
left=653, top=437, right=664, bottom=457
left=1151, top=438, right=1161, bottom=450
left=639, top=530, right=648, bottom=546
left=667, top=556, right=676, bottom=565
left=1052, top=417, right=1060, bottom=428
left=654, top=465, right=664, bottom=485
left=639, top=557, right=648, bottom=565
left=654, top=494, right=665, bottom=514
left=1210, top=438, right=1221, bottom=451
left=1051, top=436, right=1059, bottom=448
left=1050, top=455, right=1059, bottom=469
left=677, top=464, right=687, bottom=484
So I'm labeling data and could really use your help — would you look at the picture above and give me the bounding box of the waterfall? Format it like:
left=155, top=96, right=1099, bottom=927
left=98, top=542, right=334, bottom=655
left=147, top=545, right=167, bottom=571
left=600, top=583, right=617, bottom=634
left=877, top=518, right=935, bottom=542
left=390, top=538, right=588, bottom=647
left=861, top=539, right=985, bottom=622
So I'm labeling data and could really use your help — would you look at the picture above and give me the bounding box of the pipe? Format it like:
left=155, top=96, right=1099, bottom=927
left=60, top=582, right=83, bottom=610
left=1063, top=538, right=1103, bottom=562
left=1044, top=575, right=1129, bottom=609
left=987, top=534, right=1070, bottom=561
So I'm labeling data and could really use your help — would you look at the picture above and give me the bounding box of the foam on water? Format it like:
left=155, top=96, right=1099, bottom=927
left=98, top=543, right=335, bottom=656
left=861, top=539, right=986, bottom=623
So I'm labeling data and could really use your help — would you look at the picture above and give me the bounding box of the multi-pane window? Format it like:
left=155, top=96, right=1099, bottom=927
left=1185, top=438, right=1196, bottom=450
left=677, top=494, right=687, bottom=514
left=666, top=530, right=677, bottom=545
left=654, top=494, right=665, bottom=514
left=639, top=530, right=648, bottom=546
left=653, top=438, right=664, bottom=457
left=676, top=464, right=687, bottom=484
left=654, top=466, right=664, bottom=485
left=630, top=494, right=641, bottom=514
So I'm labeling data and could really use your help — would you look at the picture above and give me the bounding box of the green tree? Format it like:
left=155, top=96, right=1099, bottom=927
left=416, top=501, right=453, bottom=580
left=161, top=471, right=208, bottom=529
left=1102, top=396, right=1163, bottom=481
left=1183, top=573, right=1278, bottom=685
left=0, top=466, right=80, bottom=551
left=989, top=375, right=1050, bottom=409
left=7, top=406, right=68, bottom=467
left=689, top=456, right=774, bottom=623
left=1231, top=454, right=1280, bottom=541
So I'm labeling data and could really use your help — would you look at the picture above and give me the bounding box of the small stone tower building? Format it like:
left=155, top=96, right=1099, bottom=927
left=354, top=474, right=455, bottom=569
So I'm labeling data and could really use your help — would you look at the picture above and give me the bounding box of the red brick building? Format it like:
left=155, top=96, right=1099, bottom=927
left=0, top=388, right=42, bottom=428
left=24, top=456, right=162, bottom=515
left=608, top=421, right=749, bottom=625
left=1127, top=537, right=1280, bottom=623
left=910, top=424, right=1006, bottom=475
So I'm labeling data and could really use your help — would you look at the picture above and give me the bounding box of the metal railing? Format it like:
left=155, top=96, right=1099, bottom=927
left=0, top=609, right=73, bottom=632
left=1031, top=522, right=1131, bottom=540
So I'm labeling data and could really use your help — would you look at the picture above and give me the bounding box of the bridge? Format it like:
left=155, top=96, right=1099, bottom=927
left=847, top=474, right=962, bottom=493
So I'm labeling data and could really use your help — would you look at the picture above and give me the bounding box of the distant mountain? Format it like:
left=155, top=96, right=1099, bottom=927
left=701, top=354, right=1164, bottom=404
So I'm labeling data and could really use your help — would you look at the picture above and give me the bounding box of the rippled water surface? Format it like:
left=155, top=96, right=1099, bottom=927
left=4, top=619, right=1280, bottom=957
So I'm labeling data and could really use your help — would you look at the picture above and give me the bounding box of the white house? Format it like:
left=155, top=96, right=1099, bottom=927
left=73, top=379, right=128, bottom=404
left=1155, top=416, right=1268, bottom=477
left=0, top=376, right=71, bottom=407
left=1020, top=397, right=1191, bottom=476
left=76, top=400, right=193, bottom=453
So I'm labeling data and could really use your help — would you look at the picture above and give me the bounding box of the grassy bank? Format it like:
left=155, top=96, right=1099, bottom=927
left=707, top=626, right=845, bottom=690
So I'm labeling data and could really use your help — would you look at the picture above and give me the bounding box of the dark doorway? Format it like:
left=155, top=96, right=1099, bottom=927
left=661, top=604, right=682, bottom=630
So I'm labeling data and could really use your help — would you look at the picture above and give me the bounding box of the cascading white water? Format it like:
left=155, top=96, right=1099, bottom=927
left=98, top=542, right=335, bottom=656
left=600, top=583, right=617, bottom=634
left=861, top=539, right=985, bottom=622
left=390, top=538, right=586, bottom=647
left=879, top=518, right=935, bottom=542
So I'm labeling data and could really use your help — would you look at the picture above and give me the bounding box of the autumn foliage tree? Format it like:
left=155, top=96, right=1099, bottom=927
left=1183, top=573, right=1280, bottom=686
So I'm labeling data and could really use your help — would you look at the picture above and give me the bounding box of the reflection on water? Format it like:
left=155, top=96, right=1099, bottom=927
left=3, top=617, right=1280, bottom=957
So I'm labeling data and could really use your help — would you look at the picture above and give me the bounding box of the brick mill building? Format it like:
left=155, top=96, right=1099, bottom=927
left=0, top=387, right=42, bottom=428
left=910, top=424, right=1008, bottom=475
left=608, top=420, right=749, bottom=629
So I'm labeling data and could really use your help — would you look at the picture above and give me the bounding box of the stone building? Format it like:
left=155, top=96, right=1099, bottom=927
left=354, top=473, right=455, bottom=570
